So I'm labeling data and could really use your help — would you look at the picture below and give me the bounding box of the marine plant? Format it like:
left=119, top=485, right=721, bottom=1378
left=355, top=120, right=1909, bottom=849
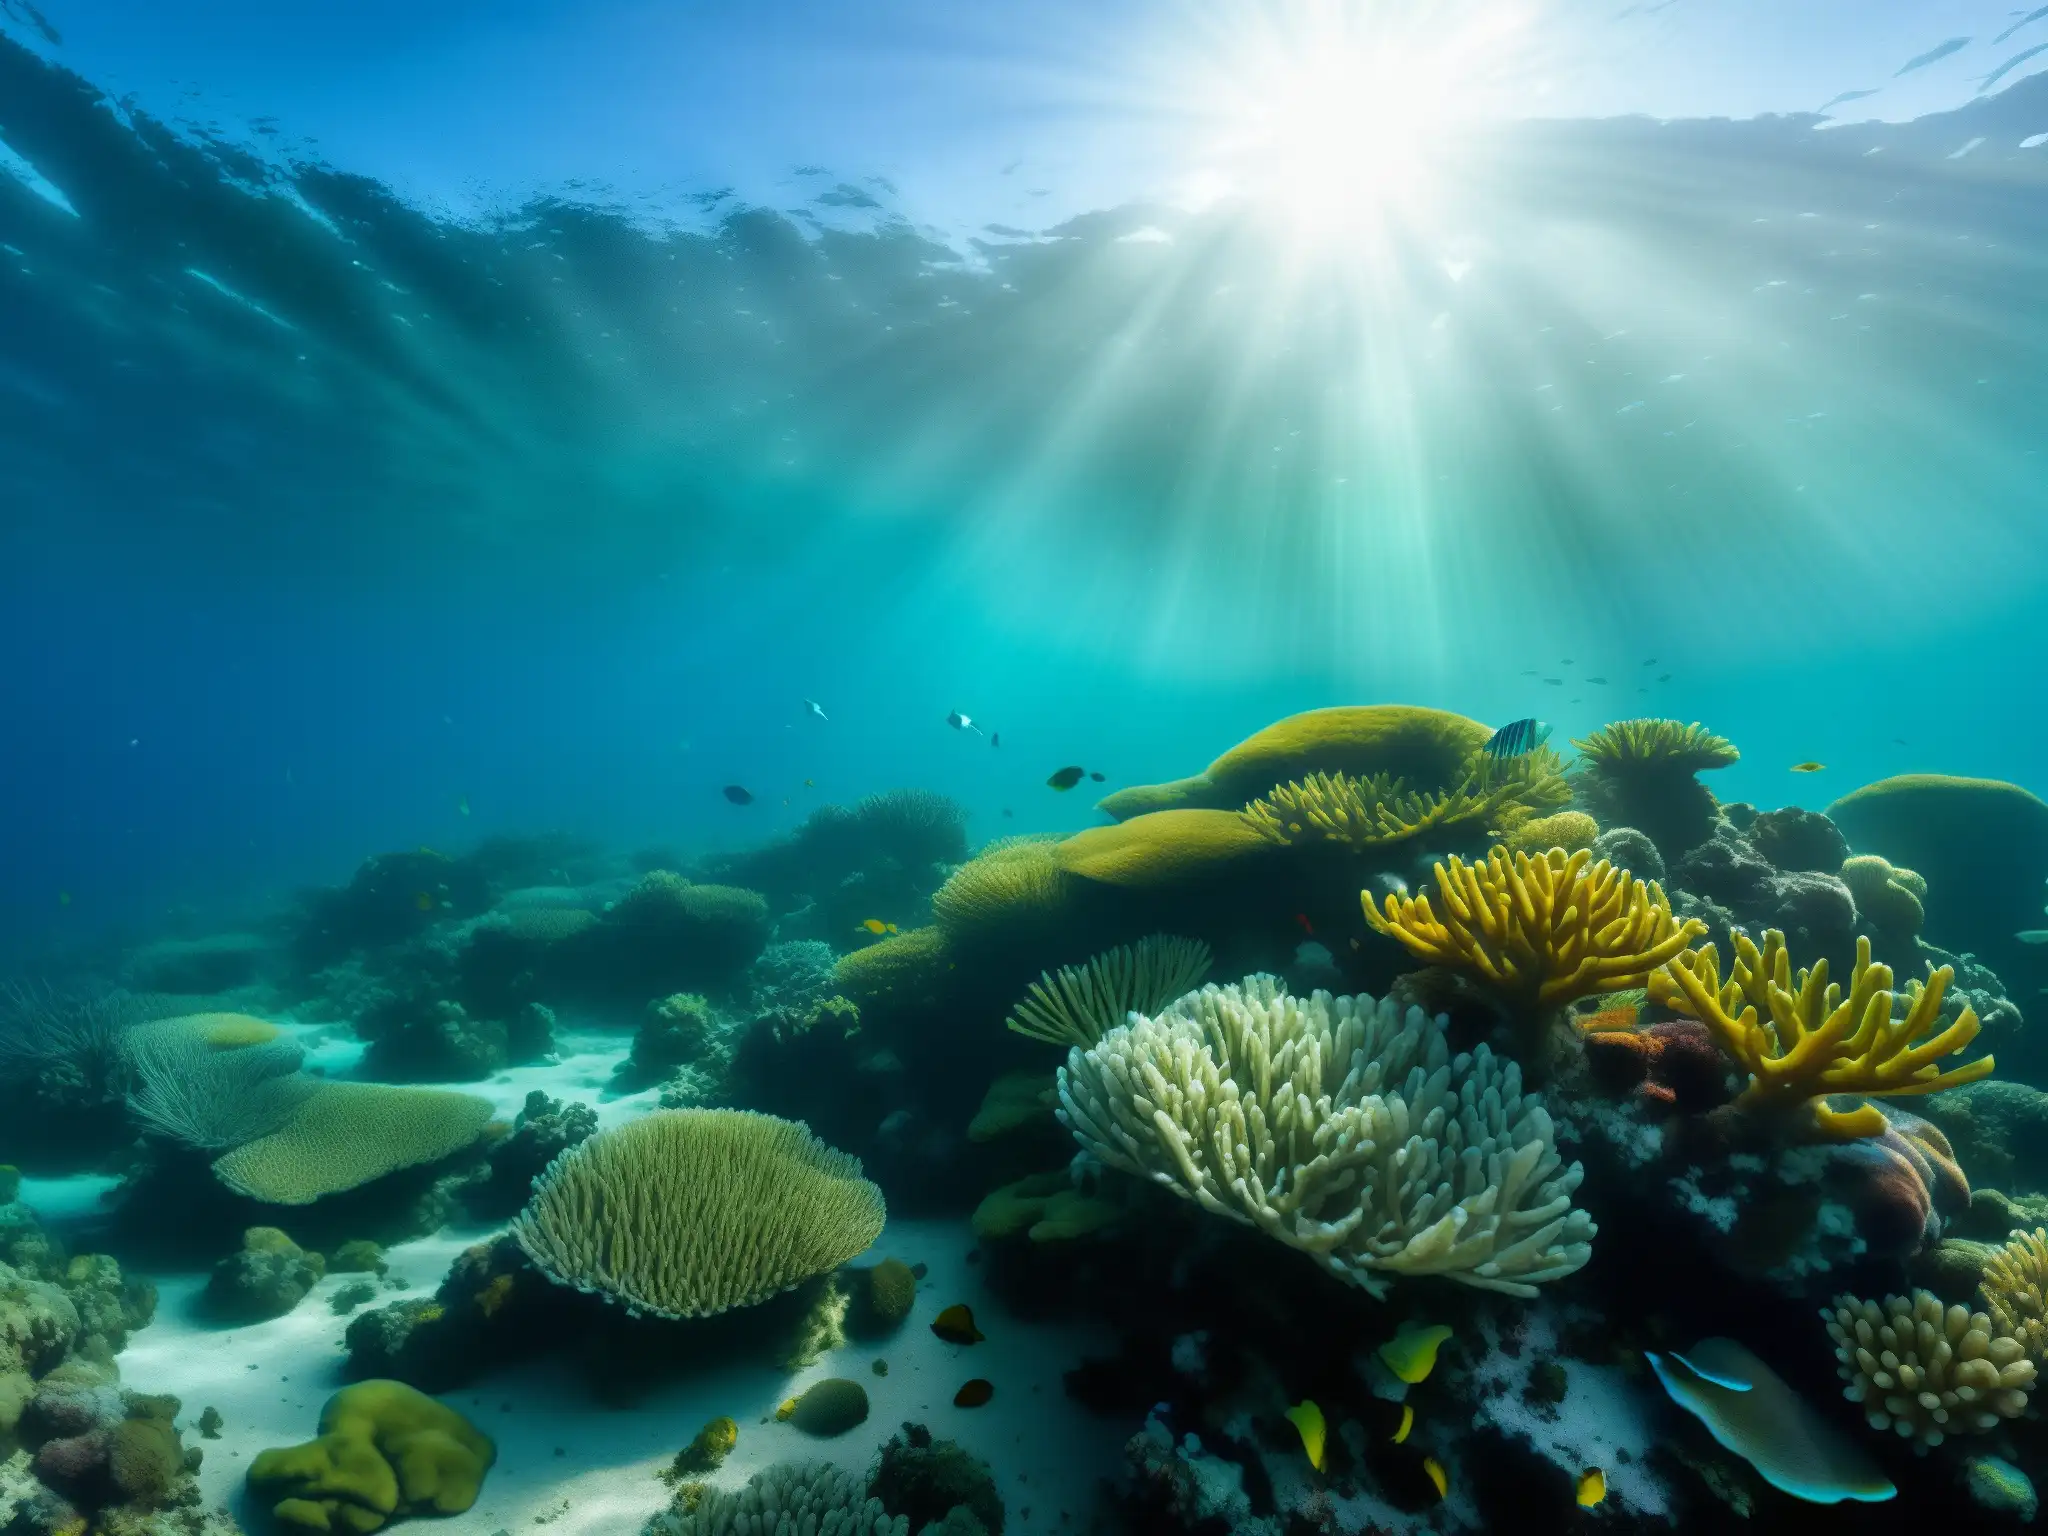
left=509, top=1108, right=885, bottom=1319
left=1362, top=846, right=1703, bottom=1015
left=1057, top=977, right=1596, bottom=1297
left=211, top=1081, right=497, bottom=1204
left=1980, top=1226, right=2048, bottom=1364
left=246, top=1379, right=496, bottom=1533
left=1824, top=1290, right=2034, bottom=1446
left=1652, top=930, right=1993, bottom=1140
left=1005, top=934, right=1213, bottom=1049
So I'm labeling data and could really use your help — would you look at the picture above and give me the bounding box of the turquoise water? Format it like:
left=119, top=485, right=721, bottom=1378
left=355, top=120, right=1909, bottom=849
left=6, top=6, right=2048, bottom=1533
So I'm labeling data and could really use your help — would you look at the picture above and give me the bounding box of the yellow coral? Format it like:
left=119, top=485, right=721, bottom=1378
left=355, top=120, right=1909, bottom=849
left=1244, top=750, right=1568, bottom=852
left=1571, top=719, right=1739, bottom=773
left=1054, top=809, right=1273, bottom=888
left=832, top=925, right=951, bottom=1004
left=1651, top=930, right=1993, bottom=1140
left=930, top=839, right=1069, bottom=942
left=1980, top=1227, right=2048, bottom=1365
left=1362, top=847, right=1703, bottom=1009
left=1505, top=811, right=1598, bottom=856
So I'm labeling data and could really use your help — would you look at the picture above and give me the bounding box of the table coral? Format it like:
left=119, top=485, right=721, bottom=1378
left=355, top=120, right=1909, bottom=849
left=1824, top=1289, right=2033, bottom=1446
left=1057, top=977, right=1595, bottom=1297
left=1653, top=930, right=1993, bottom=1140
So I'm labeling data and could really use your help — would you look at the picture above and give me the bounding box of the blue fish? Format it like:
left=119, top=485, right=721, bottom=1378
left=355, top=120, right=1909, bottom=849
left=1483, top=718, right=1552, bottom=759
left=1895, top=37, right=1969, bottom=77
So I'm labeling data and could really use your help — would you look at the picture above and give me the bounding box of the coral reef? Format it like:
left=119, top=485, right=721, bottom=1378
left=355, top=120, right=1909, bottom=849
left=201, top=1227, right=325, bottom=1322
left=868, top=1424, right=1004, bottom=1536
left=467, top=1090, right=598, bottom=1220
left=211, top=1082, right=496, bottom=1204
left=1748, top=806, right=1851, bottom=874
left=1979, top=1226, right=2048, bottom=1363
left=1572, top=718, right=1738, bottom=858
left=246, top=1379, right=495, bottom=1533
left=1004, top=935, right=1212, bottom=1049
left=554, top=872, right=771, bottom=1006
left=1058, top=977, right=1594, bottom=1296
left=1053, top=810, right=1275, bottom=889
left=1654, top=930, right=1993, bottom=1140
left=510, top=1109, right=885, bottom=1319
left=121, top=1018, right=313, bottom=1151
left=1242, top=752, right=1568, bottom=853
left=1824, top=1289, right=2033, bottom=1445
left=1505, top=810, right=1598, bottom=856
left=614, top=993, right=722, bottom=1091
left=645, top=1458, right=906, bottom=1536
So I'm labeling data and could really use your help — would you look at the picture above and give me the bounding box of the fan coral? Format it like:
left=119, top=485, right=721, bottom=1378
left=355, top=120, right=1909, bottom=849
left=1824, top=1290, right=2033, bottom=1446
left=1652, top=930, right=1993, bottom=1140
left=1362, top=846, right=1703, bottom=1010
left=645, top=1458, right=907, bottom=1536
left=122, top=1019, right=313, bottom=1151
left=1057, top=978, right=1595, bottom=1297
left=1006, top=935, right=1213, bottom=1049
left=211, top=1082, right=496, bottom=1204
left=1096, top=705, right=1493, bottom=820
left=1572, top=719, right=1738, bottom=858
left=510, top=1108, right=885, bottom=1319
left=1981, top=1227, right=2048, bottom=1364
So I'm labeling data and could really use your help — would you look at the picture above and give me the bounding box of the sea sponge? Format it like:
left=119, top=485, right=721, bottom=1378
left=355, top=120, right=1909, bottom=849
left=782, top=1378, right=869, bottom=1437
left=845, top=1257, right=916, bottom=1339
left=1980, top=1227, right=2048, bottom=1364
left=1653, top=930, right=1993, bottom=1140
left=646, top=1459, right=907, bottom=1536
left=1824, top=1290, right=2034, bottom=1446
left=1096, top=705, right=1493, bottom=820
left=1005, top=935, right=1212, bottom=1049
left=247, top=1379, right=496, bottom=1533
left=614, top=993, right=719, bottom=1089
left=211, top=1082, right=495, bottom=1204
left=510, top=1109, right=885, bottom=1320
left=1053, top=809, right=1275, bottom=888
left=1505, top=810, right=1599, bottom=856
left=1839, top=855, right=1926, bottom=939
left=931, top=839, right=1071, bottom=946
left=1058, top=978, right=1595, bottom=1297
left=1572, top=719, right=1738, bottom=858
left=1363, top=846, right=1703, bottom=1011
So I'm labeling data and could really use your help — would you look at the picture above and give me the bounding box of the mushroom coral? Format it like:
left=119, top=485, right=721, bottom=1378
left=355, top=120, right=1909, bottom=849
left=1652, top=930, right=1994, bottom=1141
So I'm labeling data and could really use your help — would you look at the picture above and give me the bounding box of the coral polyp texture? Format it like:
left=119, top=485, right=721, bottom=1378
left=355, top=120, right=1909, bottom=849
left=1980, top=1227, right=2048, bottom=1364
left=211, top=1082, right=497, bottom=1204
left=1242, top=750, right=1568, bottom=852
left=645, top=1458, right=907, bottom=1536
left=1652, top=930, right=1994, bottom=1140
left=1571, top=718, right=1739, bottom=857
left=1362, top=846, right=1704, bottom=1010
left=1005, top=934, right=1213, bottom=1049
left=1572, top=719, right=1740, bottom=774
left=1056, top=977, right=1595, bottom=1297
left=1824, top=1290, right=2034, bottom=1446
left=929, top=837, right=1070, bottom=944
left=510, top=1108, right=885, bottom=1319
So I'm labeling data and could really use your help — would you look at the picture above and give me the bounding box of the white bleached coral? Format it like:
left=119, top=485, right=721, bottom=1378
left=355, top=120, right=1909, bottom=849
left=1824, top=1289, right=2035, bottom=1447
left=1055, top=976, right=1595, bottom=1297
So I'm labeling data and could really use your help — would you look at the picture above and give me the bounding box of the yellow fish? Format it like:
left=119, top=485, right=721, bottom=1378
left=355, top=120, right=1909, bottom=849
left=1790, top=762, right=1825, bottom=773
left=1379, top=1322, right=1454, bottom=1384
left=1392, top=1404, right=1413, bottom=1444
left=1576, top=1468, right=1607, bottom=1507
left=774, top=1397, right=797, bottom=1422
left=804, top=778, right=815, bottom=788
left=1423, top=1456, right=1448, bottom=1499
left=859, top=919, right=899, bottom=935
left=1283, top=1400, right=1325, bottom=1471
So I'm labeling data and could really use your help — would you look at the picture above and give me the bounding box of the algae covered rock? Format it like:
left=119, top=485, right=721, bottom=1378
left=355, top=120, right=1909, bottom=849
left=870, top=1422, right=1005, bottom=1536
left=247, top=1379, right=495, bottom=1533
left=202, top=1228, right=325, bottom=1322
left=845, top=1258, right=917, bottom=1341
left=782, top=1378, right=869, bottom=1437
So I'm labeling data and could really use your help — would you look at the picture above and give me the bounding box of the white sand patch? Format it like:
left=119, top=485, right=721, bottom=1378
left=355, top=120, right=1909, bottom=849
left=16, top=1174, right=121, bottom=1229
left=119, top=1216, right=1123, bottom=1536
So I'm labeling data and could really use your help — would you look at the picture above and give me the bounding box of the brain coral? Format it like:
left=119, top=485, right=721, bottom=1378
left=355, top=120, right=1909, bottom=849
left=211, top=1082, right=496, bottom=1204
left=1096, top=705, right=1493, bottom=820
left=510, top=1108, right=885, bottom=1319
left=247, top=1379, right=495, bottom=1533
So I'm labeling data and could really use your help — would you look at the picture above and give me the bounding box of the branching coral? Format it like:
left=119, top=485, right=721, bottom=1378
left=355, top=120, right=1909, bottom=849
left=1981, top=1227, right=2048, bottom=1364
left=1571, top=719, right=1739, bottom=857
left=1362, top=846, right=1703, bottom=1010
left=1057, top=977, right=1595, bottom=1297
left=1244, top=751, right=1569, bottom=852
left=1005, top=935, right=1212, bottom=1049
left=510, top=1109, right=885, bottom=1319
left=1824, top=1290, right=2034, bottom=1446
left=1652, top=930, right=1993, bottom=1140
left=1573, top=720, right=1739, bottom=774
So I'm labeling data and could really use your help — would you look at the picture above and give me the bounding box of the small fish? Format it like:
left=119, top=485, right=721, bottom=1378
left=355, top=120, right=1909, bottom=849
left=1379, top=1321, right=1454, bottom=1384
left=1586, top=677, right=1607, bottom=685
left=1894, top=737, right=1909, bottom=746
left=1001, top=808, right=1014, bottom=818
left=947, top=709, right=984, bottom=736
left=1643, top=657, right=1657, bottom=665
left=1657, top=673, right=1672, bottom=683
left=1520, top=669, right=1537, bottom=676
left=722, top=785, right=755, bottom=805
left=1791, top=761, right=1826, bottom=773
left=456, top=794, right=471, bottom=817
left=57, top=891, right=71, bottom=907
left=804, top=778, right=815, bottom=788
left=931, top=1304, right=984, bottom=1344
left=1293, top=913, right=1315, bottom=937
left=1484, top=718, right=1552, bottom=758
left=953, top=1379, right=994, bottom=1408
left=1392, top=1404, right=1414, bottom=1444
left=1089, top=771, right=1105, bottom=782
left=1423, top=1456, right=1449, bottom=1499
left=1895, top=36, right=1969, bottom=77
left=1576, top=1468, right=1607, bottom=1507
left=804, top=698, right=828, bottom=722
left=1543, top=677, right=1564, bottom=685
left=859, top=919, right=900, bottom=935
left=1561, top=658, right=1574, bottom=664
left=2017, top=931, right=2048, bottom=945
left=1047, top=766, right=1087, bottom=791
left=414, top=891, right=438, bottom=913
left=1284, top=1400, right=1326, bottom=1471
left=991, top=732, right=1000, bottom=748
left=774, top=1397, right=798, bottom=1422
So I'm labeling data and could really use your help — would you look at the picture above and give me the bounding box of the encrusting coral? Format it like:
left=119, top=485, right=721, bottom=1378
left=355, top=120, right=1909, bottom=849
left=1005, top=934, right=1212, bottom=1049
left=1824, top=1290, right=2034, bottom=1446
left=1652, top=930, right=1993, bottom=1141
left=211, top=1081, right=497, bottom=1204
left=510, top=1108, right=885, bottom=1319
left=1057, top=977, right=1595, bottom=1297
left=1980, top=1227, right=2048, bottom=1364
left=1362, top=846, right=1704, bottom=1012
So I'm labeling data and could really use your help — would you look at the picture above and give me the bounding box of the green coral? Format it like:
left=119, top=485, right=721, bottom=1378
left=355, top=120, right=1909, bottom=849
left=247, top=1379, right=496, bottom=1534
left=781, top=1378, right=869, bottom=1437
left=845, top=1258, right=916, bottom=1339
left=203, top=1227, right=327, bottom=1322
left=211, top=1082, right=495, bottom=1205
